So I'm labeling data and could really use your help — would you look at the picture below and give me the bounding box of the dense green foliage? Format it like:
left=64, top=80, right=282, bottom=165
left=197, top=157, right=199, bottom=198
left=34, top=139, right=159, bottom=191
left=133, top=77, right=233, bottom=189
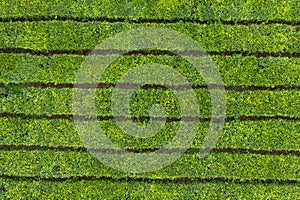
left=1, top=0, right=299, bottom=22
left=1, top=149, right=299, bottom=180
left=0, top=22, right=299, bottom=53
left=0, top=118, right=299, bottom=151
left=1, top=178, right=299, bottom=200
left=1, top=87, right=300, bottom=117
left=1, top=1, right=299, bottom=199
left=1, top=54, right=300, bottom=86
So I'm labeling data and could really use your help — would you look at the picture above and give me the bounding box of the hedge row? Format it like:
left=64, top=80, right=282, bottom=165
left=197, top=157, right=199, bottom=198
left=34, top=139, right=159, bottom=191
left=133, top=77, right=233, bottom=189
left=1, top=21, right=299, bottom=53
left=0, top=117, right=299, bottom=151
left=1, top=53, right=300, bottom=87
left=1, top=87, right=300, bottom=117
left=1, top=0, right=299, bottom=22
left=1, top=178, right=299, bottom=200
left=1, top=149, right=299, bottom=180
